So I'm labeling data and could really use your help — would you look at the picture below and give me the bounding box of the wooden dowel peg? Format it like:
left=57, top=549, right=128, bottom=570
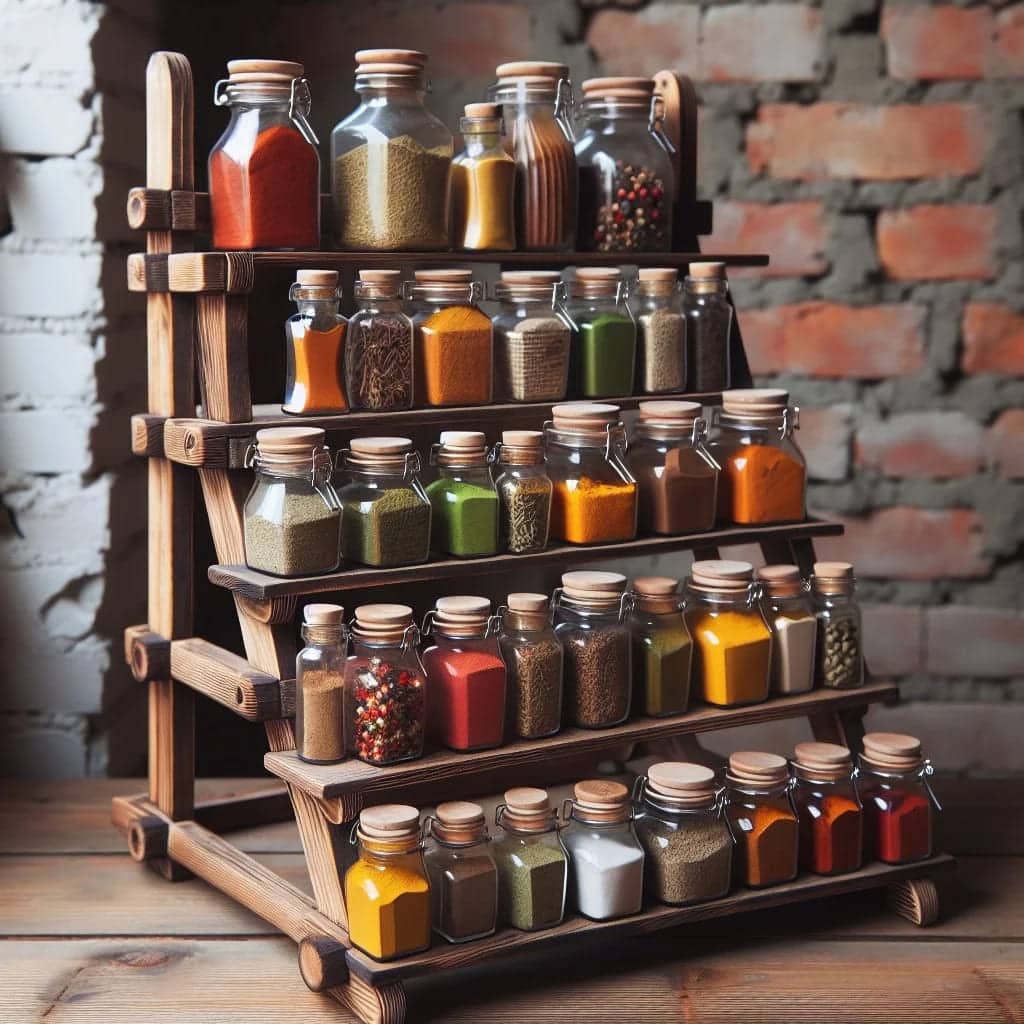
left=124, top=625, right=171, bottom=683
left=299, top=936, right=350, bottom=992
left=128, top=814, right=169, bottom=862
left=131, top=414, right=166, bottom=458
left=127, top=187, right=209, bottom=231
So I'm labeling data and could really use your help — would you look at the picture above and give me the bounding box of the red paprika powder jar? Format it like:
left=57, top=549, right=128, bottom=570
left=208, top=59, right=320, bottom=250
left=859, top=732, right=938, bottom=865
left=421, top=596, right=507, bottom=752
left=790, top=741, right=863, bottom=876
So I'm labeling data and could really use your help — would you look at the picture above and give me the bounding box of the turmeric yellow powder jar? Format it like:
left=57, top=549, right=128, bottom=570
left=684, top=560, right=772, bottom=708
left=344, top=804, right=431, bottom=961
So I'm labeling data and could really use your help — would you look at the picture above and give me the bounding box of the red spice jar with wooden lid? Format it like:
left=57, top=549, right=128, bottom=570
left=421, top=596, right=507, bottom=752
left=858, top=732, right=938, bottom=865
left=790, top=741, right=863, bottom=876
left=208, top=59, right=320, bottom=250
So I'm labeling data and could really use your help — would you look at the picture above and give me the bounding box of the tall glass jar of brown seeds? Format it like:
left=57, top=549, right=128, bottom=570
left=498, top=592, right=563, bottom=740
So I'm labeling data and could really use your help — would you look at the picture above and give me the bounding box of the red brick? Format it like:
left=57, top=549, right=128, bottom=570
left=883, top=5, right=993, bottom=80
left=994, top=5, right=1024, bottom=76
left=747, top=103, right=987, bottom=180
left=704, top=201, right=827, bottom=277
left=877, top=205, right=997, bottom=281
left=855, top=412, right=986, bottom=479
left=861, top=604, right=925, bottom=677
left=962, top=303, right=1024, bottom=374
left=701, top=5, right=824, bottom=82
left=925, top=606, right=1024, bottom=676
left=989, top=409, right=1024, bottom=478
left=798, top=406, right=854, bottom=481
left=743, top=302, right=927, bottom=378
left=588, top=4, right=699, bottom=77
left=812, top=507, right=991, bottom=580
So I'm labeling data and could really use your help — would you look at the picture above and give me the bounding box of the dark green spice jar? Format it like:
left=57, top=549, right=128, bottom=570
left=425, top=430, right=499, bottom=557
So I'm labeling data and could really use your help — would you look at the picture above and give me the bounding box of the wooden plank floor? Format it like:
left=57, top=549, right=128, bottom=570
left=1, top=777, right=1021, bottom=1023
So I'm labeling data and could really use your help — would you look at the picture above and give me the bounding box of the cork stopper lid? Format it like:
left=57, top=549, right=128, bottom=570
left=255, top=427, right=325, bottom=461
left=582, top=76, right=655, bottom=93
left=575, top=267, right=621, bottom=292
left=793, top=741, right=853, bottom=779
left=507, top=592, right=549, bottom=612
left=639, top=400, right=702, bottom=428
left=499, top=428, right=544, bottom=466
left=637, top=267, right=678, bottom=283
left=355, top=49, right=427, bottom=67
left=647, top=762, right=717, bottom=806
left=358, top=804, right=421, bottom=841
left=352, top=603, right=414, bottom=641
left=562, top=570, right=627, bottom=605
left=632, top=575, right=681, bottom=613
left=862, top=732, right=924, bottom=772
left=303, top=603, right=344, bottom=626
left=347, top=436, right=413, bottom=470
left=414, top=268, right=472, bottom=283
left=688, top=261, right=726, bottom=279
left=502, top=429, right=543, bottom=448
left=757, top=564, right=804, bottom=597
left=464, top=101, right=499, bottom=118
left=226, top=59, right=304, bottom=83
left=438, top=430, right=487, bottom=452
left=357, top=268, right=401, bottom=286
left=689, top=559, right=754, bottom=594
left=728, top=751, right=790, bottom=787
left=498, top=270, right=562, bottom=293
left=434, top=595, right=491, bottom=637
left=813, top=561, right=856, bottom=595
left=295, top=269, right=338, bottom=288
left=551, top=402, right=621, bottom=432
left=495, top=60, right=568, bottom=79
left=721, top=388, right=790, bottom=416
left=572, top=779, right=631, bottom=822
left=433, top=800, right=487, bottom=843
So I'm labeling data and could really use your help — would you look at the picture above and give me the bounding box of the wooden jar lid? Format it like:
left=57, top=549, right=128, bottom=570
left=632, top=575, right=680, bottom=612
left=572, top=779, right=631, bottom=822
left=793, top=741, right=853, bottom=778
left=562, top=570, right=627, bottom=603
left=355, top=49, right=426, bottom=66
left=551, top=402, right=621, bottom=432
left=507, top=592, right=549, bottom=612
left=502, top=429, right=543, bottom=448
left=575, top=266, right=621, bottom=281
left=295, top=269, right=338, bottom=288
left=757, top=564, right=804, bottom=596
left=647, top=762, right=716, bottom=805
left=690, top=559, right=754, bottom=593
left=434, top=596, right=491, bottom=635
left=433, top=800, right=486, bottom=842
left=638, top=400, right=701, bottom=428
left=501, top=786, right=553, bottom=831
left=813, top=561, right=856, bottom=595
left=351, top=436, right=412, bottom=456
left=465, top=102, right=499, bottom=118
left=353, top=603, right=414, bottom=641
left=227, top=59, right=304, bottom=82
left=637, top=267, right=678, bottom=282
left=499, top=270, right=561, bottom=287
left=414, top=268, right=472, bottom=283
left=438, top=429, right=487, bottom=451
left=358, top=268, right=401, bottom=283
left=721, top=388, right=789, bottom=416
left=303, top=603, right=344, bottom=626
left=689, top=261, right=726, bottom=279
left=728, top=751, right=790, bottom=786
left=862, top=732, right=923, bottom=771
left=359, top=804, right=420, bottom=840
left=255, top=426, right=325, bottom=459
left=495, top=60, right=568, bottom=79
left=582, top=76, right=654, bottom=92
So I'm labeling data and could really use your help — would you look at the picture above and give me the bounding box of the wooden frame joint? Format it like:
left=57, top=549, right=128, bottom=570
left=128, top=252, right=169, bottom=292
left=127, top=187, right=210, bottom=231
left=168, top=251, right=255, bottom=294
left=124, top=624, right=171, bottom=682
left=131, top=413, right=166, bottom=458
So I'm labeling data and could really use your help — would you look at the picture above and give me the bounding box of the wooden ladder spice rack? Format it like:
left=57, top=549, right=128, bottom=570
left=113, top=52, right=954, bottom=1024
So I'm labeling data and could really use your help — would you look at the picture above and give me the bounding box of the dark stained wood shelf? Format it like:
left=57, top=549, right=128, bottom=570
left=209, top=518, right=844, bottom=599
left=264, top=681, right=898, bottom=801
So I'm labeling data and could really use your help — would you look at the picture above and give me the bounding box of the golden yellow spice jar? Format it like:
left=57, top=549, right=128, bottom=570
left=451, top=103, right=515, bottom=251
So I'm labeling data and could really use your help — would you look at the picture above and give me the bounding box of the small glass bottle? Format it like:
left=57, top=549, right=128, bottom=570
left=563, top=268, right=637, bottom=398
left=344, top=805, right=431, bottom=961
left=628, top=576, right=692, bottom=718
left=345, top=269, right=414, bottom=412
left=553, top=571, right=632, bottom=729
left=684, top=262, right=732, bottom=392
left=491, top=787, right=568, bottom=931
left=425, top=431, right=499, bottom=558
left=423, top=801, right=499, bottom=943
left=494, top=430, right=552, bottom=555
left=498, top=592, right=563, bottom=740
left=296, top=603, right=347, bottom=764
left=560, top=780, right=645, bottom=921
left=859, top=732, right=938, bottom=865
left=724, top=751, right=799, bottom=888
left=811, top=562, right=864, bottom=690
left=451, top=102, right=515, bottom=251
left=633, top=762, right=733, bottom=906
left=344, top=604, right=426, bottom=766
left=756, top=565, right=817, bottom=696
left=242, top=427, right=340, bottom=577
left=630, top=268, right=685, bottom=393
left=283, top=270, right=347, bottom=415
left=790, top=742, right=863, bottom=876
left=421, top=597, right=507, bottom=752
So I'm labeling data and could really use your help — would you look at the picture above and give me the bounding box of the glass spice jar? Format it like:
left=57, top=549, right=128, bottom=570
left=811, top=562, right=864, bottom=690
left=708, top=388, right=807, bottom=525
left=575, top=77, right=674, bottom=253
left=243, top=427, right=340, bottom=577
left=344, top=805, right=431, bottom=961
left=684, top=262, right=733, bottom=392
left=296, top=604, right=347, bottom=764
left=488, top=64, right=577, bottom=252
left=331, top=50, right=452, bottom=250
left=633, top=762, right=733, bottom=906
left=492, top=786, right=568, bottom=931
left=208, top=59, right=319, bottom=250
left=684, top=560, right=772, bottom=708
left=560, top=780, right=645, bottom=921
left=491, top=271, right=572, bottom=402
left=756, top=565, right=817, bottom=696
left=563, top=268, right=637, bottom=398
left=425, top=431, right=499, bottom=558
left=790, top=741, right=863, bottom=876
left=859, top=732, right=939, bottom=865
left=629, top=268, right=685, bottom=393
left=628, top=576, right=693, bottom=718
left=423, top=801, right=499, bottom=943
left=407, top=269, right=494, bottom=407
left=344, top=604, right=426, bottom=766
left=493, top=430, right=552, bottom=555
left=724, top=751, right=799, bottom=888
left=421, top=597, right=507, bottom=752
left=283, top=270, right=347, bottom=415
left=627, top=400, right=719, bottom=536
left=553, top=571, right=632, bottom=729
left=345, top=270, right=414, bottom=412
left=451, top=103, right=515, bottom=251
left=545, top=403, right=638, bottom=545
left=334, top=437, right=431, bottom=568
left=497, top=592, right=563, bottom=740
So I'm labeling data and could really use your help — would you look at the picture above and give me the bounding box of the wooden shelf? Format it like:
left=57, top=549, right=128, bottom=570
left=210, top=518, right=843, bottom=600
left=346, top=854, right=955, bottom=985
left=264, top=681, right=898, bottom=801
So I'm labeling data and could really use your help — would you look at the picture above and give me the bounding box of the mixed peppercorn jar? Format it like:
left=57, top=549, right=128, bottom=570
left=545, top=403, right=638, bottom=545
left=628, top=400, right=719, bottom=536
left=564, top=268, right=637, bottom=398
left=684, top=560, right=772, bottom=708
left=334, top=437, right=431, bottom=568
left=630, top=268, right=686, bottom=393
left=574, top=77, right=674, bottom=254
left=243, top=427, right=340, bottom=577
left=628, top=576, right=693, bottom=718
left=295, top=604, right=347, bottom=765
left=756, top=564, right=818, bottom=696
left=493, top=430, right=553, bottom=555
left=344, top=604, right=427, bottom=766
left=811, top=561, right=864, bottom=690
left=283, top=269, right=347, bottom=415
left=208, top=59, right=320, bottom=250
left=425, top=431, right=499, bottom=558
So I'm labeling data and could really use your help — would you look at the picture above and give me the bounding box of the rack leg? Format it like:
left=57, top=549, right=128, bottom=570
left=808, top=705, right=866, bottom=753
left=887, top=877, right=940, bottom=926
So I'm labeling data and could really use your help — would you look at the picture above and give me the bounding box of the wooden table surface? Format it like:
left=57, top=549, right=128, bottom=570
left=2, top=777, right=1022, bottom=1023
